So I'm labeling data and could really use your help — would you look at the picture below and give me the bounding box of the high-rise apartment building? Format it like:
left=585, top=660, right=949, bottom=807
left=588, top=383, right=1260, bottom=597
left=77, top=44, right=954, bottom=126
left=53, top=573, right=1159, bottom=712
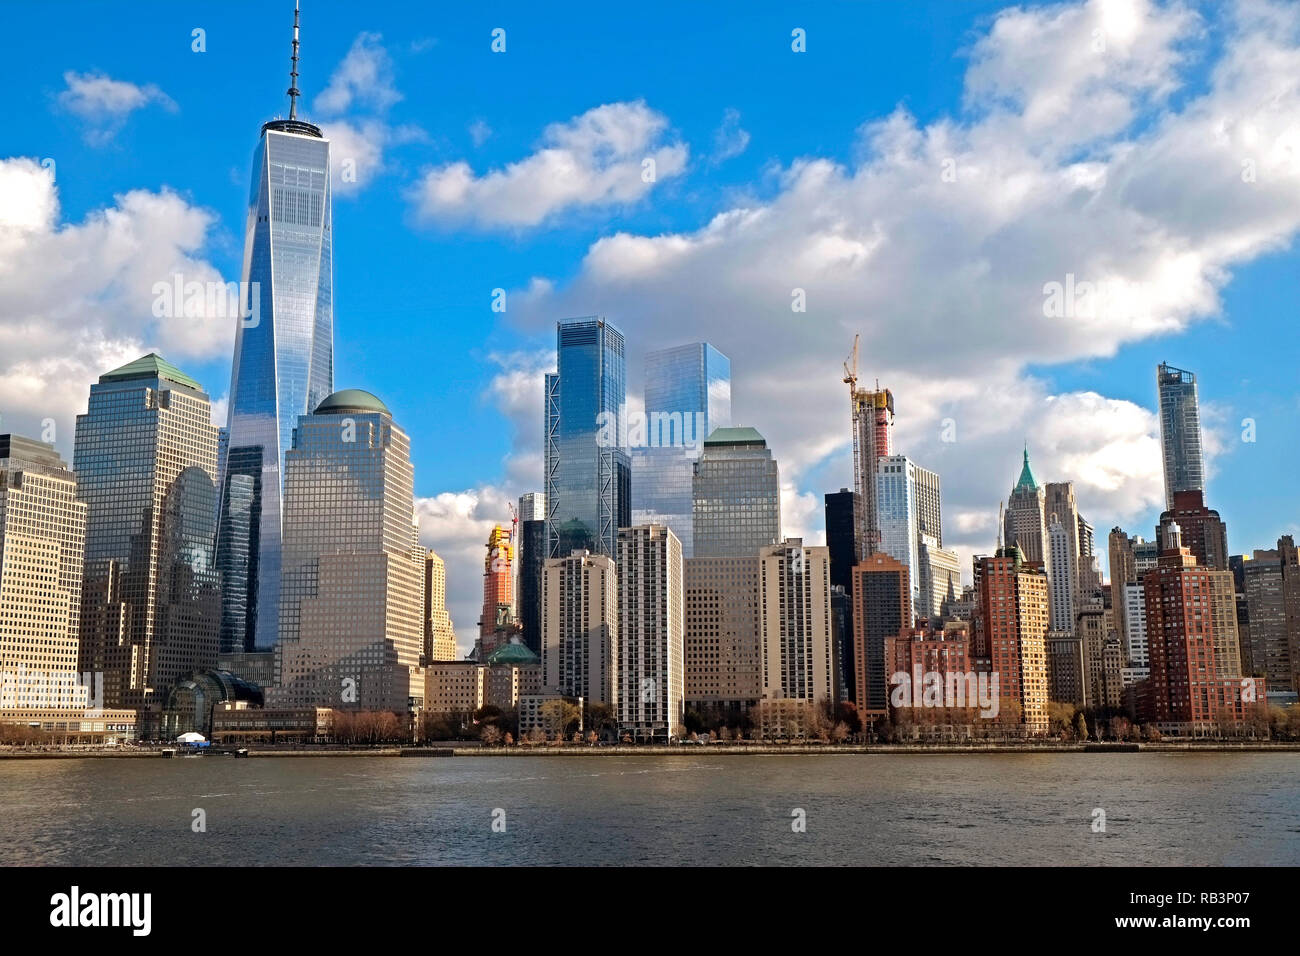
left=851, top=388, right=893, bottom=557
left=876, top=455, right=921, bottom=619
left=424, top=550, right=458, bottom=662
left=541, top=550, right=618, bottom=707
left=692, top=427, right=781, bottom=557
left=545, top=318, right=629, bottom=559
left=1207, top=569, right=1243, bottom=679
left=683, top=555, right=762, bottom=716
left=479, top=524, right=514, bottom=645
left=0, top=437, right=88, bottom=710
left=974, top=547, right=1049, bottom=733
left=1123, top=582, right=1149, bottom=667
left=1047, top=516, right=1077, bottom=634
left=217, top=22, right=334, bottom=653
left=1158, top=490, right=1228, bottom=572
left=75, top=355, right=220, bottom=714
left=1004, top=447, right=1047, bottom=567
left=615, top=525, right=684, bottom=742
left=631, top=343, right=730, bottom=558
left=759, top=540, right=833, bottom=705
left=851, top=552, right=910, bottom=719
left=1156, top=363, right=1206, bottom=511
left=1242, top=549, right=1291, bottom=694
left=272, top=390, right=425, bottom=712
left=1108, top=527, right=1138, bottom=641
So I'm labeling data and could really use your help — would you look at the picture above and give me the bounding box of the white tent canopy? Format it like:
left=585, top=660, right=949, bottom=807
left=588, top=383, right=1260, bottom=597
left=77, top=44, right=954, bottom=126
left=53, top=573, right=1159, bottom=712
left=175, top=732, right=206, bottom=743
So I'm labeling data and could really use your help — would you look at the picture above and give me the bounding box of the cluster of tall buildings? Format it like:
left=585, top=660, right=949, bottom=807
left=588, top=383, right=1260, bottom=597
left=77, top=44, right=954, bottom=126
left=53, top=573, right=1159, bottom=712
left=2, top=13, right=1294, bottom=746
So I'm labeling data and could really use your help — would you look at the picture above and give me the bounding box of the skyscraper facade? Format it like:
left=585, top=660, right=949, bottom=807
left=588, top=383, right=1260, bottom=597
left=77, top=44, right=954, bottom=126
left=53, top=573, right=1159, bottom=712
left=759, top=540, right=833, bottom=705
left=975, top=547, right=1049, bottom=733
left=683, top=555, right=762, bottom=716
left=692, top=427, right=781, bottom=557
left=424, top=549, right=458, bottom=662
left=1047, top=516, right=1077, bottom=634
left=824, top=488, right=860, bottom=701
left=217, top=35, right=333, bottom=653
left=1158, top=490, right=1228, bottom=572
left=852, top=387, right=894, bottom=557
left=1157, top=362, right=1206, bottom=512
left=517, top=492, right=547, bottom=657
left=0, top=436, right=88, bottom=711
left=545, top=318, right=629, bottom=559
left=616, top=525, right=684, bottom=742
left=541, top=550, right=618, bottom=706
left=74, top=355, right=220, bottom=713
left=851, top=552, right=910, bottom=719
left=1004, top=447, right=1047, bottom=567
left=479, top=524, right=514, bottom=644
left=631, top=343, right=731, bottom=558
left=272, top=390, right=425, bottom=712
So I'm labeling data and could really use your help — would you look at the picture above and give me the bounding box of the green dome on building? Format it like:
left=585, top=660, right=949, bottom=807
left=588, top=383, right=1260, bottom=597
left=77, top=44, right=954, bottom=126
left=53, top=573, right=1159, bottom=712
left=484, top=641, right=540, bottom=666
left=314, top=389, right=390, bottom=416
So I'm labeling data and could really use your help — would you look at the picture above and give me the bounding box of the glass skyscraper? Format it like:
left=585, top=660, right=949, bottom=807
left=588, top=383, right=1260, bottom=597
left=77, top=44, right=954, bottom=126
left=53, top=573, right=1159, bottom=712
left=691, top=427, right=781, bottom=557
left=74, top=354, right=220, bottom=713
left=545, top=318, right=629, bottom=558
left=1156, top=362, right=1205, bottom=511
left=631, top=343, right=731, bottom=558
left=216, top=93, right=333, bottom=652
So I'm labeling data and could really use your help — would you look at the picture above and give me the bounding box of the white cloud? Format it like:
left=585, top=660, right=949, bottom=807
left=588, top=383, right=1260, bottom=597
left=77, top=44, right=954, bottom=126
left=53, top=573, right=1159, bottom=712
left=469, top=118, right=492, bottom=147
left=502, top=0, right=1300, bottom=572
left=710, top=108, right=751, bottom=165
left=0, top=158, right=231, bottom=453
left=321, top=119, right=424, bottom=195
left=57, top=71, right=177, bottom=144
left=409, top=101, right=689, bottom=228
left=313, top=32, right=401, bottom=116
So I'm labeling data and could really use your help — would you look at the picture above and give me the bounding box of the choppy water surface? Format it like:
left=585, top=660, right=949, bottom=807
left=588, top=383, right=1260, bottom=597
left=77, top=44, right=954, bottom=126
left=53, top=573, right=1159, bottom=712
left=0, top=753, right=1296, bottom=865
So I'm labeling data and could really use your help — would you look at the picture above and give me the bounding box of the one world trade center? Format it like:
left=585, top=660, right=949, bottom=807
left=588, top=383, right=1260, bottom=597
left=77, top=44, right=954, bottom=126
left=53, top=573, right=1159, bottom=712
left=216, top=2, right=333, bottom=653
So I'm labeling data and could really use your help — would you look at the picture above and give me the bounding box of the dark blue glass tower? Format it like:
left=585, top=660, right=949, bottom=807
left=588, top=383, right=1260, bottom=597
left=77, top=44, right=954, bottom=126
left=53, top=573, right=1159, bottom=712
left=545, top=318, right=629, bottom=558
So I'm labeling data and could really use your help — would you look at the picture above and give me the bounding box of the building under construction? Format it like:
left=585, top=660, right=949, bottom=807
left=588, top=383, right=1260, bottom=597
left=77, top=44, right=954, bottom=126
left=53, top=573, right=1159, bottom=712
left=843, top=335, right=894, bottom=558
left=479, top=524, right=515, bottom=651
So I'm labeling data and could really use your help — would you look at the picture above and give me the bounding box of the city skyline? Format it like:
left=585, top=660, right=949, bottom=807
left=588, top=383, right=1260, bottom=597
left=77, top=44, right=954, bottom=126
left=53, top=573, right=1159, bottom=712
left=1, top=0, right=1298, bottom=649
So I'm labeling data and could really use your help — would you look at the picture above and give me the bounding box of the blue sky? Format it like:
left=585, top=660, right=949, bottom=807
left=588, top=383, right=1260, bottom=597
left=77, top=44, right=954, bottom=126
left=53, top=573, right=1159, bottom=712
left=2, top=0, right=1297, bottom=637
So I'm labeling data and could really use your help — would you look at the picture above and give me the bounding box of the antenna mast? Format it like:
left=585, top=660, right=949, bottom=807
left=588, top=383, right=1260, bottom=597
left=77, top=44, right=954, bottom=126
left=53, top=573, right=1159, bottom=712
left=287, top=0, right=301, bottom=119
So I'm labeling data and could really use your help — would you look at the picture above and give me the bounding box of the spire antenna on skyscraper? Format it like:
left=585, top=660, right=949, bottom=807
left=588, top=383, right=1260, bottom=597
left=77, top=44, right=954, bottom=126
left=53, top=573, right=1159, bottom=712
left=287, top=0, right=301, bottom=119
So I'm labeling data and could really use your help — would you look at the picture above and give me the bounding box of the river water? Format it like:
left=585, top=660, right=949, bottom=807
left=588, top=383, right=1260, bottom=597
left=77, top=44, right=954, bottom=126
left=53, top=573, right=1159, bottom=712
left=1, top=753, right=1296, bottom=865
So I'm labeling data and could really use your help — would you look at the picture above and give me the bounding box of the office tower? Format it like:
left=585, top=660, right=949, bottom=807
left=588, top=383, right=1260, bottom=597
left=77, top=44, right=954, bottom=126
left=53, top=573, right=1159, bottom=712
left=1133, top=537, right=1159, bottom=575
left=1108, top=527, right=1137, bottom=641
left=479, top=524, right=514, bottom=643
left=691, top=427, right=781, bottom=557
left=1047, top=516, right=1077, bottom=634
left=1157, top=490, right=1228, bottom=571
left=631, top=343, right=731, bottom=557
left=74, top=355, right=220, bottom=714
left=1242, top=550, right=1291, bottom=693
left=1123, top=582, right=1149, bottom=667
left=825, top=489, right=860, bottom=701
left=424, top=550, right=458, bottom=662
left=1078, top=597, right=1121, bottom=709
left=1004, top=447, right=1047, bottom=567
left=517, top=493, right=547, bottom=657
left=273, top=390, right=424, bottom=712
left=1046, top=632, right=1086, bottom=706
left=974, top=546, right=1049, bottom=733
left=759, top=540, right=833, bottom=705
left=1207, top=569, right=1243, bottom=679
left=1140, top=523, right=1257, bottom=728
left=1078, top=515, right=1094, bottom=559
left=1282, top=537, right=1300, bottom=697
left=541, top=550, right=617, bottom=706
left=1156, top=363, right=1206, bottom=511
left=913, top=465, right=942, bottom=547
left=217, top=15, right=334, bottom=652
left=544, top=318, right=629, bottom=559
left=0, top=436, right=89, bottom=710
left=851, top=552, right=910, bottom=719
left=1044, top=482, right=1080, bottom=563
left=876, top=455, right=921, bottom=619
left=851, top=387, right=894, bottom=557
left=918, top=535, right=960, bottom=622
left=683, top=555, right=762, bottom=717
left=615, top=525, right=684, bottom=742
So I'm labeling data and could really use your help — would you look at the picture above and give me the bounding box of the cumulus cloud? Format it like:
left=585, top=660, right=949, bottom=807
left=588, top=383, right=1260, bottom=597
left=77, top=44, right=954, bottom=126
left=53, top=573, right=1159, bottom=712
left=0, top=158, right=231, bottom=452
left=500, top=0, right=1300, bottom=577
left=313, top=32, right=401, bottom=115
left=57, top=71, right=177, bottom=144
left=313, top=33, right=421, bottom=196
left=409, top=101, right=689, bottom=228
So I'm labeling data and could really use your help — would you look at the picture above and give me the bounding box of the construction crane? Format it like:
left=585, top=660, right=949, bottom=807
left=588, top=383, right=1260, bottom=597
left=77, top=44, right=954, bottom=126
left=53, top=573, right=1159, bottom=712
left=843, top=334, right=864, bottom=556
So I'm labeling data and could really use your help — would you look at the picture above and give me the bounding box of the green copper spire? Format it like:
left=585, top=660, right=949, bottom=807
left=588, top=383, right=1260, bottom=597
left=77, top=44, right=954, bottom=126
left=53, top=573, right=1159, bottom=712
left=1014, top=443, right=1039, bottom=491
